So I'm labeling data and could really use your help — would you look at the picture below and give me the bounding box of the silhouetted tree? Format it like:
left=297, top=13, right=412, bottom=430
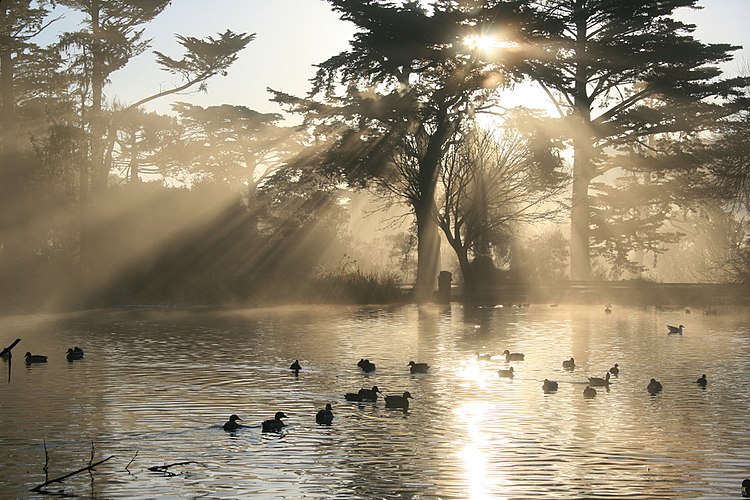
left=272, top=0, right=553, bottom=302
left=432, top=122, right=565, bottom=298
left=526, top=0, right=750, bottom=280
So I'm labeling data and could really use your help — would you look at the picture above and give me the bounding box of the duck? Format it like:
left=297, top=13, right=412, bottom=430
left=667, top=324, right=684, bottom=334
left=384, top=391, right=413, bottom=409
left=357, top=358, right=376, bottom=373
left=289, top=360, right=301, bottom=372
left=588, top=372, right=611, bottom=387
left=583, top=386, right=597, bottom=398
left=345, top=385, right=381, bottom=402
left=542, top=379, right=558, bottom=392
left=696, top=374, right=707, bottom=387
left=562, top=357, right=575, bottom=370
left=503, top=350, right=525, bottom=361
left=408, top=361, right=430, bottom=374
left=25, top=352, right=48, bottom=364
left=498, top=366, right=514, bottom=378
left=261, top=411, right=288, bottom=433
left=223, top=414, right=243, bottom=432
left=66, top=347, right=84, bottom=361
left=475, top=352, right=493, bottom=361
left=647, top=378, right=663, bottom=394
left=743, top=478, right=750, bottom=497
left=316, top=404, right=334, bottom=425
left=604, top=304, right=612, bottom=315
left=608, top=363, right=619, bottom=377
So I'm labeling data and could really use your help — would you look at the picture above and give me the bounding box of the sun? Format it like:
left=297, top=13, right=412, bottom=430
left=464, top=34, right=496, bottom=53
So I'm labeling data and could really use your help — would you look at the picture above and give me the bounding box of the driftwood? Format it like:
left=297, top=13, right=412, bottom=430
left=30, top=455, right=115, bottom=492
left=125, top=451, right=138, bottom=472
left=0, top=338, right=21, bottom=358
left=147, top=461, right=194, bottom=476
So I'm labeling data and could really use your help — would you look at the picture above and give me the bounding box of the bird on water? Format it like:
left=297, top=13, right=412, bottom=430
left=542, top=379, right=558, bottom=392
left=261, top=412, right=288, bottom=433
left=503, top=350, right=525, bottom=361
left=696, top=374, right=707, bottom=387
left=223, top=414, right=243, bottom=432
left=609, top=364, right=619, bottom=377
left=562, top=358, right=575, bottom=370
left=345, top=386, right=381, bottom=402
left=290, top=360, right=301, bottom=373
left=384, top=391, right=413, bottom=409
left=316, top=404, right=334, bottom=425
left=588, top=372, right=611, bottom=387
left=408, top=361, right=430, bottom=374
left=498, top=366, right=514, bottom=378
left=667, top=324, right=684, bottom=334
left=647, top=378, right=663, bottom=394
left=66, top=347, right=84, bottom=361
left=583, top=386, right=597, bottom=398
left=357, top=358, right=376, bottom=373
left=25, top=352, right=47, bottom=364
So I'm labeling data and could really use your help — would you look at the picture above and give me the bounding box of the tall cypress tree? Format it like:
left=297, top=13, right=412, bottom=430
left=526, top=0, right=750, bottom=280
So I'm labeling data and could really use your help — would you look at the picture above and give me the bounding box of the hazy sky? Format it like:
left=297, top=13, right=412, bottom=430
left=58, top=0, right=750, bottom=116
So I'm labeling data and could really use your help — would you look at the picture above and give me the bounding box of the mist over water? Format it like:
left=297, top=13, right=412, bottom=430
left=1, top=303, right=748, bottom=498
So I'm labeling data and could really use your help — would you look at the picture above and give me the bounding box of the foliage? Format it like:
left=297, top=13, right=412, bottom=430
left=526, top=0, right=750, bottom=280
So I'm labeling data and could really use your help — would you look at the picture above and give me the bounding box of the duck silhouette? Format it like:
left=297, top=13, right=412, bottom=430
left=503, top=350, right=525, bottom=361
left=605, top=304, right=612, bottom=315
left=667, top=324, right=684, bottom=334
left=583, top=386, right=597, bottom=398
left=289, top=360, right=301, bottom=372
left=345, top=385, right=380, bottom=402
left=408, top=361, right=430, bottom=374
left=261, top=411, right=288, bottom=433
left=357, top=358, right=376, bottom=373
left=316, top=404, right=334, bottom=425
left=542, top=379, right=558, bottom=392
left=647, top=378, right=663, bottom=394
left=384, top=391, right=413, bottom=409
left=25, top=352, right=47, bottom=364
left=475, top=352, right=493, bottom=361
left=562, top=358, right=575, bottom=370
left=223, top=414, right=243, bottom=432
left=66, top=347, right=84, bottom=361
left=498, top=366, right=514, bottom=378
left=743, top=478, right=750, bottom=497
left=609, top=364, right=619, bottom=377
left=588, top=372, right=611, bottom=387
left=696, top=374, right=707, bottom=387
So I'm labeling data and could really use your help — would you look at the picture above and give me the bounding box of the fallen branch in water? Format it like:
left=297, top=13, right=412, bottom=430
left=0, top=338, right=21, bottom=358
left=147, top=461, right=194, bottom=476
left=125, top=451, right=138, bottom=472
left=30, top=455, right=115, bottom=492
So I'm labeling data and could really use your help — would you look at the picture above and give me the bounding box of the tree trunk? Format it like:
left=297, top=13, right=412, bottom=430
left=414, top=200, right=440, bottom=303
left=569, top=0, right=593, bottom=281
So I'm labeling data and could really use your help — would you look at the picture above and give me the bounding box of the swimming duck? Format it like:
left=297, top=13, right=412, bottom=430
left=290, top=360, right=301, bottom=372
left=66, top=347, right=84, bottom=361
left=261, top=411, right=288, bottom=433
left=503, top=350, right=525, bottom=361
left=667, top=324, right=684, bottom=334
left=223, top=414, right=243, bottom=432
left=384, top=391, right=413, bottom=409
left=647, top=378, right=663, bottom=394
left=743, top=478, right=750, bottom=497
left=345, top=385, right=381, bottom=402
left=583, top=386, right=597, bottom=398
left=696, top=374, right=707, bottom=387
left=357, top=358, right=376, bottom=373
left=604, top=304, right=612, bottom=315
left=588, top=372, right=611, bottom=387
left=498, top=366, right=514, bottom=378
left=562, top=358, right=575, bottom=370
left=25, top=352, right=48, bottom=364
left=609, top=364, right=619, bottom=377
left=316, top=404, right=334, bottom=425
left=408, top=361, right=430, bottom=374
left=475, top=352, right=493, bottom=361
left=542, top=379, right=558, bottom=392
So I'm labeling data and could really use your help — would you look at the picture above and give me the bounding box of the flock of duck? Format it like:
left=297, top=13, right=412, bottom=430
left=220, top=320, right=706, bottom=435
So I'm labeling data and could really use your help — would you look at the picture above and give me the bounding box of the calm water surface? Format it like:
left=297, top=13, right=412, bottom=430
left=1, top=303, right=749, bottom=499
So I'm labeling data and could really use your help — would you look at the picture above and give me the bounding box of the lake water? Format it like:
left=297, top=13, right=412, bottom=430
left=1, top=303, right=749, bottom=499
